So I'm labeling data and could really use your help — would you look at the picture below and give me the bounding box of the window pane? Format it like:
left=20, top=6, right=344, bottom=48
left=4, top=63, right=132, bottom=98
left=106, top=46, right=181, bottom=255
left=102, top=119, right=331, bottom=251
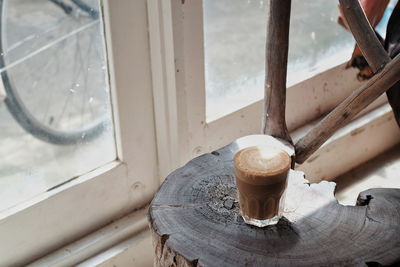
left=0, top=0, right=116, bottom=211
left=204, top=0, right=355, bottom=120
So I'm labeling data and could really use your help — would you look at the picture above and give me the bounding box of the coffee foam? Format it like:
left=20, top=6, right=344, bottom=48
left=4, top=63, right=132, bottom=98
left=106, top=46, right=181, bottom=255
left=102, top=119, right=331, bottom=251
left=234, top=146, right=291, bottom=177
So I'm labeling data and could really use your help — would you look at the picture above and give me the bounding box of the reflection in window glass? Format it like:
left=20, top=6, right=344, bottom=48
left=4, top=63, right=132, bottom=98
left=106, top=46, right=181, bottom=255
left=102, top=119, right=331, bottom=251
left=204, top=0, right=355, bottom=120
left=0, top=0, right=115, bottom=211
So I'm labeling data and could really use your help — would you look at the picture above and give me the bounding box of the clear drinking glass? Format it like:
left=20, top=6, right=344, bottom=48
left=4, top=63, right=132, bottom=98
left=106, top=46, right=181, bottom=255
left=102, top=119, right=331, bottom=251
left=234, top=146, right=291, bottom=227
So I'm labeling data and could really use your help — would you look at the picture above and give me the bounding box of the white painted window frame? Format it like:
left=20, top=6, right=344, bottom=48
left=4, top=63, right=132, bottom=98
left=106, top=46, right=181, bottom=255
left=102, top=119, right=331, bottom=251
left=0, top=0, right=159, bottom=266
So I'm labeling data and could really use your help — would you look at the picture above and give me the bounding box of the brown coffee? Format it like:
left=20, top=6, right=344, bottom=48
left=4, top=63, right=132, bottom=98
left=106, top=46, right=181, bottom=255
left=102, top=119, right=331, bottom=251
left=234, top=146, right=291, bottom=223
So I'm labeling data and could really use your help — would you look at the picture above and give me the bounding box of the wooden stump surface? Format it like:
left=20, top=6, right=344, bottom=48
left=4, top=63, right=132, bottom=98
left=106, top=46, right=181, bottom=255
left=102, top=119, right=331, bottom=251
left=148, top=135, right=400, bottom=267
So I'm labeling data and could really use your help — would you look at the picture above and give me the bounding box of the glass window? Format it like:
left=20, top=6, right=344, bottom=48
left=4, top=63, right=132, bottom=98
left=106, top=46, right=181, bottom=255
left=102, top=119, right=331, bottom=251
left=204, top=0, right=355, bottom=120
left=0, top=0, right=115, bottom=211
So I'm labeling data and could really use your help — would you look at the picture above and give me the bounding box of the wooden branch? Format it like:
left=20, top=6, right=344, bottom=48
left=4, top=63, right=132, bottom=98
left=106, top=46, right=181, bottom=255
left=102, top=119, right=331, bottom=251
left=294, top=0, right=394, bottom=163
left=339, top=0, right=390, bottom=72
left=295, top=54, right=400, bottom=164
left=262, top=0, right=292, bottom=143
left=149, top=135, right=400, bottom=266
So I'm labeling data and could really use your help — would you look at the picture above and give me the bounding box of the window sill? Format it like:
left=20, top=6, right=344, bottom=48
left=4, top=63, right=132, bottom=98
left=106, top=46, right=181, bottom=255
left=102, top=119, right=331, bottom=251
left=335, top=144, right=400, bottom=205
left=206, top=61, right=361, bottom=124
left=295, top=104, right=400, bottom=182
left=29, top=208, right=150, bottom=266
left=77, top=228, right=153, bottom=267
left=1, top=161, right=156, bottom=266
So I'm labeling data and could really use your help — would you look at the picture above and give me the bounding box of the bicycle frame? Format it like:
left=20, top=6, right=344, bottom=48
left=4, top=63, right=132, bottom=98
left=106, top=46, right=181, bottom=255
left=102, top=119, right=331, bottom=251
left=48, top=0, right=99, bottom=19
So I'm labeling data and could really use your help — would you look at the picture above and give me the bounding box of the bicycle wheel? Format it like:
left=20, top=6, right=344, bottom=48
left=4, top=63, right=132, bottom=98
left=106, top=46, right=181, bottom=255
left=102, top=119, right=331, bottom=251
left=0, top=0, right=110, bottom=145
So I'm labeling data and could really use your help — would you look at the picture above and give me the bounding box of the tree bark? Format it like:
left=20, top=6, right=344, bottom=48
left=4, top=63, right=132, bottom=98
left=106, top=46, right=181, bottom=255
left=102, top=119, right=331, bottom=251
left=149, top=135, right=400, bottom=267
left=262, top=0, right=292, bottom=143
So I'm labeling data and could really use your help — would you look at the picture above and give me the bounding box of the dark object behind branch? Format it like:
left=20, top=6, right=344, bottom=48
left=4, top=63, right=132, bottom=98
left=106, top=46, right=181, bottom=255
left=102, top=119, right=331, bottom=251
left=385, top=1, right=400, bottom=127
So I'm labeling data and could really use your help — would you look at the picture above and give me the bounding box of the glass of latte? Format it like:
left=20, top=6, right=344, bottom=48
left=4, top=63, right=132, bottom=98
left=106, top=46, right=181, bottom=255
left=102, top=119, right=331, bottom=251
left=234, top=145, right=291, bottom=227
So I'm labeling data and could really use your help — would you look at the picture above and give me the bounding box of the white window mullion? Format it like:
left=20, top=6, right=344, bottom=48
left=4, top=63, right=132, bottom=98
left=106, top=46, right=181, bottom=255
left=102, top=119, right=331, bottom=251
left=148, top=0, right=181, bottom=179
left=171, top=0, right=207, bottom=163
left=103, top=0, right=159, bottom=202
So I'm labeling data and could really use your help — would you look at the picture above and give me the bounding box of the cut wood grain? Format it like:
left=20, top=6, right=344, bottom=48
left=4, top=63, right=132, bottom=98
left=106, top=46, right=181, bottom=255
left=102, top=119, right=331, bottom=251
left=149, top=135, right=400, bottom=267
left=339, top=0, right=390, bottom=72
left=295, top=53, right=400, bottom=163
left=262, top=0, right=292, bottom=143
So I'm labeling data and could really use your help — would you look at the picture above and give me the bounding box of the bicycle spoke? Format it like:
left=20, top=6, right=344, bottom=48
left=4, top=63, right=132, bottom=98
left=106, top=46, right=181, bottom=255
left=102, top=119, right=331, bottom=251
left=84, top=25, right=105, bottom=121
left=0, top=20, right=97, bottom=74
left=80, top=27, right=96, bottom=127
left=42, top=46, right=63, bottom=124
left=1, top=0, right=108, bottom=144
left=57, top=28, right=82, bottom=128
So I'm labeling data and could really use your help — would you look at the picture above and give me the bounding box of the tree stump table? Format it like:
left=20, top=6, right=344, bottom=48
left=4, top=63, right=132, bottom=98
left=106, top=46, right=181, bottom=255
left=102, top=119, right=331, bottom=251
left=148, top=135, right=400, bottom=267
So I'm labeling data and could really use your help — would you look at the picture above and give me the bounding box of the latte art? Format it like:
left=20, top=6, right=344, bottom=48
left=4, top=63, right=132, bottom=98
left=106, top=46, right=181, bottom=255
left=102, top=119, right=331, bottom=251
left=234, top=146, right=291, bottom=226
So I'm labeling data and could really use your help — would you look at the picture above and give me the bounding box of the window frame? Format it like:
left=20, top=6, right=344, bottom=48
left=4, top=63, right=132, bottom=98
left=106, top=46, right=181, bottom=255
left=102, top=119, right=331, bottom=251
left=0, top=0, right=159, bottom=266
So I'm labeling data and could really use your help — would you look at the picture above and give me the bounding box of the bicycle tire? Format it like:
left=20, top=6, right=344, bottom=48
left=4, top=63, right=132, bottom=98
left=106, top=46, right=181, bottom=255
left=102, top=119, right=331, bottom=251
left=0, top=0, right=106, bottom=145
